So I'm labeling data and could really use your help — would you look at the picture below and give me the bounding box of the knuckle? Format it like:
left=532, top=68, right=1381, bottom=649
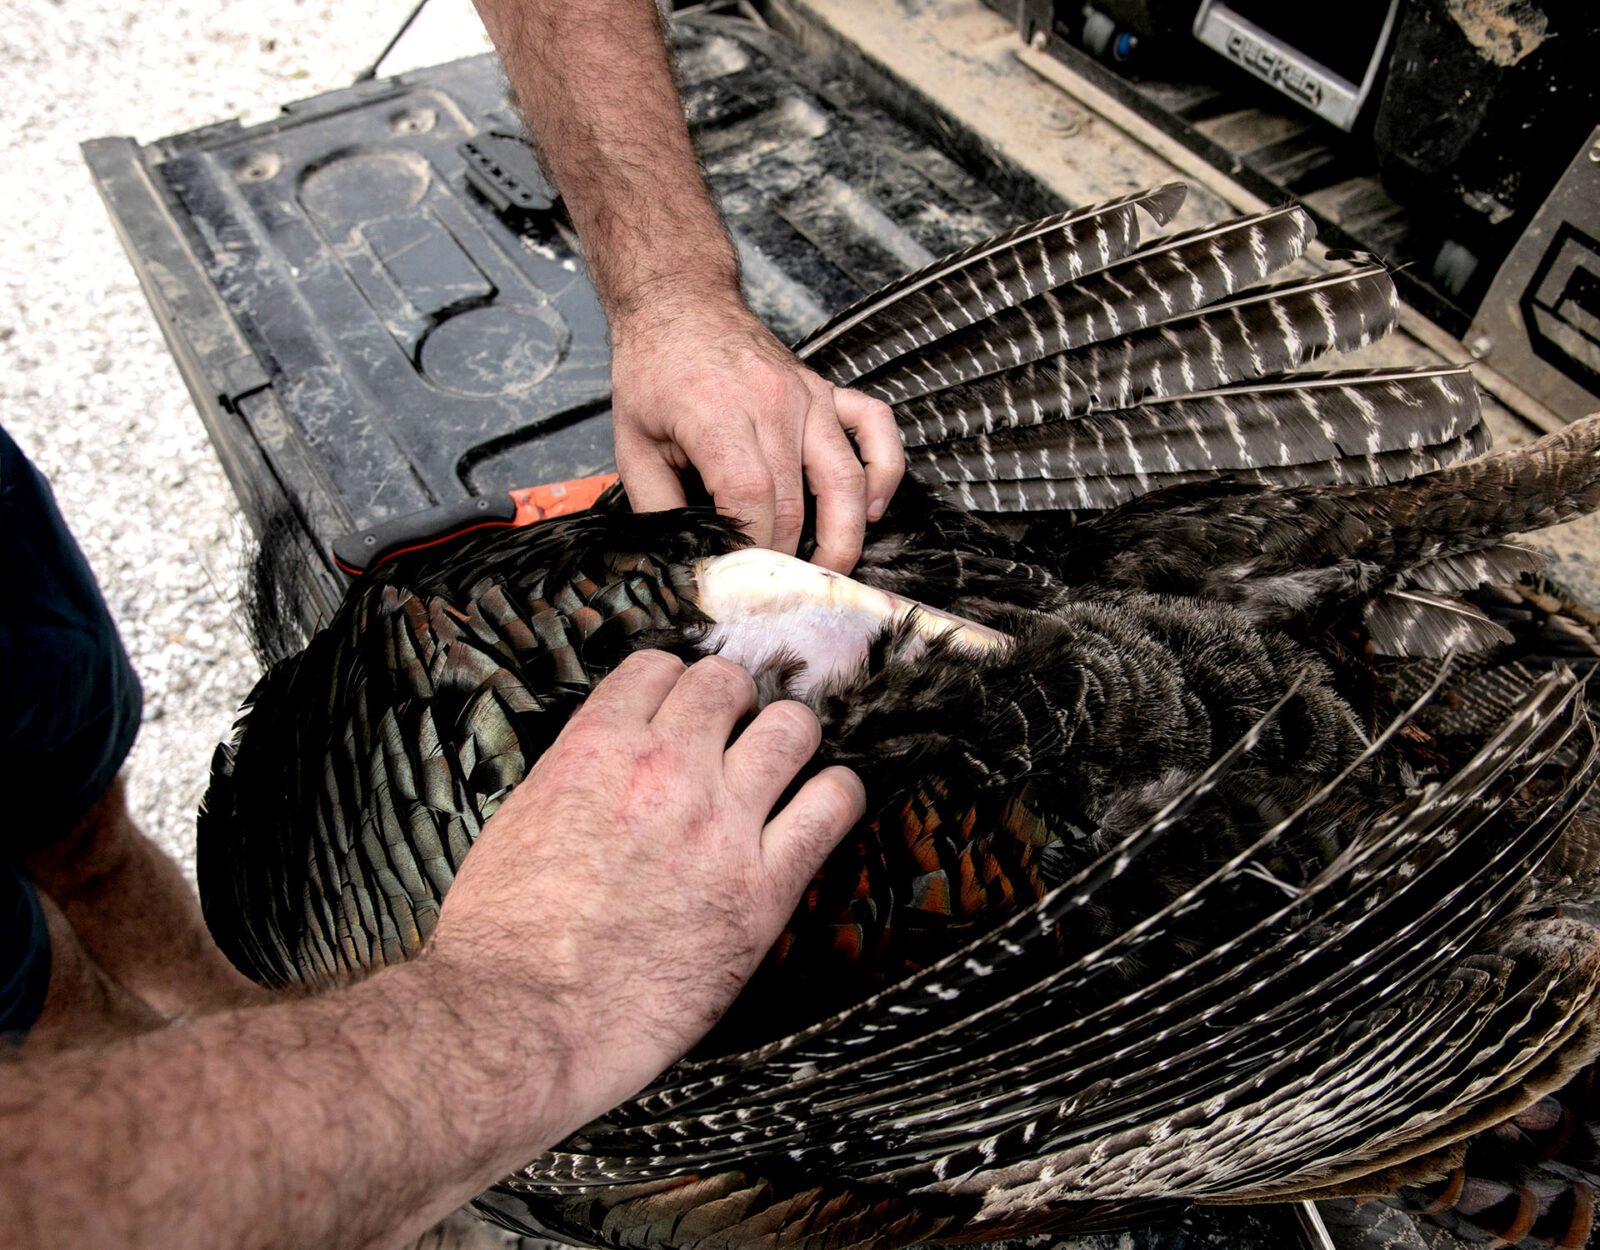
left=824, top=454, right=866, bottom=493
left=765, top=699, right=822, bottom=749
left=624, top=648, right=688, bottom=678
left=748, top=363, right=793, bottom=409
left=694, top=654, right=758, bottom=701
left=722, top=466, right=774, bottom=507
left=773, top=496, right=807, bottom=534
left=836, top=386, right=886, bottom=417
left=804, top=374, right=837, bottom=406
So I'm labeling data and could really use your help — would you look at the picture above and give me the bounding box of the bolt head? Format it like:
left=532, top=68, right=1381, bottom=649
left=1044, top=109, right=1081, bottom=136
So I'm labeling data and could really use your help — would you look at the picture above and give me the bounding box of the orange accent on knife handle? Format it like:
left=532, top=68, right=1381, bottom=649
left=508, top=473, right=620, bottom=525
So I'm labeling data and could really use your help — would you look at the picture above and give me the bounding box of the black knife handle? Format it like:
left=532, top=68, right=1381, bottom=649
left=331, top=494, right=517, bottom=574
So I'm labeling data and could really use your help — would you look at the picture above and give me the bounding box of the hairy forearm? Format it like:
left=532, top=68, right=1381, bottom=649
left=472, top=0, right=740, bottom=319
left=0, top=957, right=573, bottom=1250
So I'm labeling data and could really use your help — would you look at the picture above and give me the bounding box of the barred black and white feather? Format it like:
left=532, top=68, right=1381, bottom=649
left=853, top=204, right=1316, bottom=405
left=948, top=429, right=1495, bottom=515
left=795, top=183, right=1187, bottom=384
left=916, top=365, right=1481, bottom=511
left=894, top=259, right=1399, bottom=448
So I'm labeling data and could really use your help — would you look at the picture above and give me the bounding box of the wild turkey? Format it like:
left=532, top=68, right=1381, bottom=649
left=198, top=183, right=1600, bottom=1249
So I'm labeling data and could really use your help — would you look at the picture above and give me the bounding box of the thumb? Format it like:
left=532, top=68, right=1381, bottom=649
left=760, top=765, right=865, bottom=898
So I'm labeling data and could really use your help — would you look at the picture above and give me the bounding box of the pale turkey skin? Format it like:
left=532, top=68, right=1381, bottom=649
left=690, top=548, right=1008, bottom=701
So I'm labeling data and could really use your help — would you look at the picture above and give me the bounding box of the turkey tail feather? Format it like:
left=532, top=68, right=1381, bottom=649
left=855, top=203, right=1315, bottom=406
left=895, top=262, right=1399, bottom=449
left=794, top=183, right=1187, bottom=384
left=917, top=365, right=1482, bottom=511
left=948, top=428, right=1492, bottom=514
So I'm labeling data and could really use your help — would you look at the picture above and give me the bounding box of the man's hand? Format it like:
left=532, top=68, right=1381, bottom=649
left=1, top=653, right=860, bottom=1250
left=611, top=300, right=903, bottom=574
left=470, top=0, right=906, bottom=572
left=423, top=650, right=864, bottom=1135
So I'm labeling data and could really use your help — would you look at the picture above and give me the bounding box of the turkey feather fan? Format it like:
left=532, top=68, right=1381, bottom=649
left=198, top=185, right=1600, bottom=1250
left=853, top=203, right=1316, bottom=405
left=914, top=365, right=1480, bottom=484
left=894, top=261, right=1400, bottom=449
left=794, top=183, right=1187, bottom=383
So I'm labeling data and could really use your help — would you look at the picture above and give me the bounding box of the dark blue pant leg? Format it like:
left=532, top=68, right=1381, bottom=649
left=0, top=424, right=144, bottom=1037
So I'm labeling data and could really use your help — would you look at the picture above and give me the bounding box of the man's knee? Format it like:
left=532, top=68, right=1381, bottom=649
left=15, top=891, right=165, bottom=1051
left=22, top=776, right=139, bottom=902
left=0, top=864, right=52, bottom=1045
left=0, top=425, right=143, bottom=861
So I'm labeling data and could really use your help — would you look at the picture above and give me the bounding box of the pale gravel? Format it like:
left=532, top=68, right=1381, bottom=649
left=0, top=0, right=492, bottom=878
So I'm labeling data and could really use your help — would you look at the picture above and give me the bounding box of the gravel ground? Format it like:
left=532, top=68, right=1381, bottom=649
left=1, top=0, right=492, bottom=878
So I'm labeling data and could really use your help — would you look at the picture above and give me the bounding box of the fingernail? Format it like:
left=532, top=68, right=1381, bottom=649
left=867, top=497, right=887, bottom=522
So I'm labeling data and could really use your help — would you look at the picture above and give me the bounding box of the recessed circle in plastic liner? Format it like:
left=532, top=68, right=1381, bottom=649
left=298, top=149, right=431, bottom=225
left=418, top=304, right=567, bottom=396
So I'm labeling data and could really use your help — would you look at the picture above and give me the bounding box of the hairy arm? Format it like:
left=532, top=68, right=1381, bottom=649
left=3, top=958, right=560, bottom=1249
left=2, top=653, right=863, bottom=1249
left=470, top=0, right=903, bottom=571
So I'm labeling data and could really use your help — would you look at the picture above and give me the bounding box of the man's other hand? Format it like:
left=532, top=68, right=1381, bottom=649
left=422, top=650, right=864, bottom=1135
left=610, top=301, right=904, bottom=575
